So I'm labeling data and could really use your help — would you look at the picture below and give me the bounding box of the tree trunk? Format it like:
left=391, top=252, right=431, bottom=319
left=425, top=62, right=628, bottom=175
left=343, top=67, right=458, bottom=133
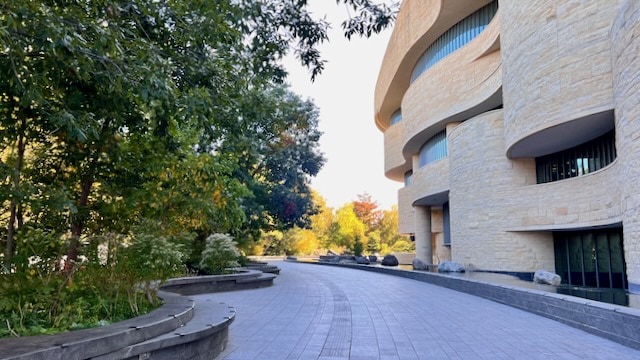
left=67, top=177, right=93, bottom=264
left=5, top=130, right=25, bottom=270
left=67, top=120, right=110, bottom=266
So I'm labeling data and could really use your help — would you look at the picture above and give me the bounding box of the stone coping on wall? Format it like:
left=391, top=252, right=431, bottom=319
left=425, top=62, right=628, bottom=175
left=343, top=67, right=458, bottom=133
left=160, top=269, right=277, bottom=296
left=307, top=261, right=640, bottom=351
left=0, top=291, right=195, bottom=360
left=0, top=268, right=277, bottom=360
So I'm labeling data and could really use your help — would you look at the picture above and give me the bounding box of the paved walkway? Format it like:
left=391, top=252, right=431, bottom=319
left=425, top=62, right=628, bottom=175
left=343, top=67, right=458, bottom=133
left=196, top=261, right=640, bottom=360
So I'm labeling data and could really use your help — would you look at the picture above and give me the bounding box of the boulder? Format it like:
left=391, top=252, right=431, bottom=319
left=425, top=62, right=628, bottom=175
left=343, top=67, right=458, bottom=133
left=412, top=258, right=429, bottom=271
left=368, top=255, right=378, bottom=263
left=355, top=256, right=370, bottom=265
left=438, top=261, right=465, bottom=273
left=381, top=255, right=399, bottom=266
left=533, top=270, right=561, bottom=286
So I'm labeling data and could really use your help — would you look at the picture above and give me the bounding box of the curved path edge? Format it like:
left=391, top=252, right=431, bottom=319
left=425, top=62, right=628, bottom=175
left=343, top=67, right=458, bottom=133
left=304, top=260, right=640, bottom=351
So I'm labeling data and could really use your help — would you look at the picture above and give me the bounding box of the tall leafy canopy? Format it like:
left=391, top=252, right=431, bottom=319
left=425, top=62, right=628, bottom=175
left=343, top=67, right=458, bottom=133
left=0, top=0, right=397, bottom=266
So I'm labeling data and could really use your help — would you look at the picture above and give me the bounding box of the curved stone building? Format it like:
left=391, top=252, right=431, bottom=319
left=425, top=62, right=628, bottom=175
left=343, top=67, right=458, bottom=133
left=374, top=0, right=640, bottom=294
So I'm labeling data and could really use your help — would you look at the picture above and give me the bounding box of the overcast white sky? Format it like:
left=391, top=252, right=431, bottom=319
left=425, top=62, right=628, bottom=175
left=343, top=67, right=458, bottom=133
left=282, top=1, right=402, bottom=210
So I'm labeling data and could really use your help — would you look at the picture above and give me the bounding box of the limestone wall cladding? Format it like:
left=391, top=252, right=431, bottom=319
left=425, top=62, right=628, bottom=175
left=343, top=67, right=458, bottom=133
left=375, top=0, right=441, bottom=129
left=397, top=186, right=415, bottom=234
left=375, top=0, right=494, bottom=130
left=402, top=15, right=501, bottom=153
left=612, top=0, right=640, bottom=291
left=380, top=1, right=499, bottom=179
left=410, top=158, right=450, bottom=204
left=500, top=0, right=618, bottom=152
left=383, top=122, right=408, bottom=180
left=506, top=164, right=623, bottom=231
left=449, top=110, right=554, bottom=272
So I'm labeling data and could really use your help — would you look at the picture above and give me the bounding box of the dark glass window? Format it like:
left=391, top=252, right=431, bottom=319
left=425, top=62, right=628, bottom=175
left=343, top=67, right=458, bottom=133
left=554, top=228, right=627, bottom=290
left=390, top=109, right=402, bottom=125
left=443, top=202, right=451, bottom=246
left=404, top=170, right=413, bottom=186
left=419, top=130, right=447, bottom=167
left=410, top=0, right=498, bottom=83
left=536, top=130, right=616, bottom=184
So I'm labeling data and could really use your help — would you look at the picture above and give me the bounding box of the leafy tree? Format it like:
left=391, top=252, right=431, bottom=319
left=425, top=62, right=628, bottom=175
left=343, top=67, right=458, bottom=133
left=352, top=192, right=382, bottom=233
left=331, top=203, right=366, bottom=252
left=223, top=85, right=325, bottom=249
left=366, top=231, right=381, bottom=253
left=339, top=0, right=399, bottom=40
left=0, top=0, right=397, bottom=336
left=390, top=239, right=415, bottom=253
left=309, top=190, right=334, bottom=250
left=288, top=227, right=319, bottom=255
left=353, top=235, right=364, bottom=256
left=378, top=205, right=407, bottom=247
left=260, top=230, right=296, bottom=256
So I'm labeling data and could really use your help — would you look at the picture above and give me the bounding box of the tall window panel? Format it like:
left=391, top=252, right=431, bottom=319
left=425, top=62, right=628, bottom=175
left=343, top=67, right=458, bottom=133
left=536, top=130, right=616, bottom=184
left=554, top=228, right=627, bottom=290
left=410, top=0, right=499, bottom=83
left=419, top=130, right=447, bottom=167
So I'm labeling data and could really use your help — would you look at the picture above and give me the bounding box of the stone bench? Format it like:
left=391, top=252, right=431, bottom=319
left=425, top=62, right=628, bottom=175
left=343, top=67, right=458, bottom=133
left=0, top=268, right=278, bottom=360
left=0, top=291, right=197, bottom=360
left=92, top=299, right=235, bottom=360
left=160, top=269, right=276, bottom=296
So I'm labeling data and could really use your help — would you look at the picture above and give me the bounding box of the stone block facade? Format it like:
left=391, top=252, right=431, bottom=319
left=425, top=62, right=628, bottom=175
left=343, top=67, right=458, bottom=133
left=374, top=0, right=640, bottom=293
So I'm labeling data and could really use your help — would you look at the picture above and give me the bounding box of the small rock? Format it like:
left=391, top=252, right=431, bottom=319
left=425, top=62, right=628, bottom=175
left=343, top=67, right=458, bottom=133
left=355, top=256, right=370, bottom=265
left=438, top=261, right=465, bottom=273
left=368, top=255, right=377, bottom=263
left=533, top=270, right=561, bottom=286
left=412, top=258, right=429, bottom=271
left=381, top=255, right=399, bottom=266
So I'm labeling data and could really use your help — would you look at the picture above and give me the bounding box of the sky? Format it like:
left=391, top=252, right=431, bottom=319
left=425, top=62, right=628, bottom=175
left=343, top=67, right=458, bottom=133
left=282, top=1, right=402, bottom=210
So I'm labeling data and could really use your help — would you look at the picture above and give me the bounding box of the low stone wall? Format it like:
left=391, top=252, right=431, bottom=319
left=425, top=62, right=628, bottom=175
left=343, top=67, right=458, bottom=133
left=160, top=269, right=276, bottom=295
left=309, top=261, right=640, bottom=351
left=0, top=291, right=202, bottom=360
left=0, top=269, right=277, bottom=360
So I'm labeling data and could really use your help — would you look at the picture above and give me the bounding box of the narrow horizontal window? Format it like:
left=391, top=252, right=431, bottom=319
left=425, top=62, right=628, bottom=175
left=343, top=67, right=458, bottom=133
left=536, top=130, right=616, bottom=184
left=410, top=0, right=498, bottom=83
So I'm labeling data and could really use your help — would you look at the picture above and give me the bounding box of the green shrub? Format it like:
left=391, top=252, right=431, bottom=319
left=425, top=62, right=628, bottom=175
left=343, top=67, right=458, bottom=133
left=390, top=239, right=415, bottom=253
left=0, top=224, right=190, bottom=338
left=198, top=233, right=241, bottom=275
left=353, top=236, right=364, bottom=257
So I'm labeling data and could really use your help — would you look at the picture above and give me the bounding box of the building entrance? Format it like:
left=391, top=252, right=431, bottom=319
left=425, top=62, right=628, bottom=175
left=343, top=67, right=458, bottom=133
left=554, top=228, right=627, bottom=289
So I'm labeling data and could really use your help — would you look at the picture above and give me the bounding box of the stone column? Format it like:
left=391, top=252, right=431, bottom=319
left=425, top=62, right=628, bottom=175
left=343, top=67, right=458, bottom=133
left=414, top=205, right=432, bottom=264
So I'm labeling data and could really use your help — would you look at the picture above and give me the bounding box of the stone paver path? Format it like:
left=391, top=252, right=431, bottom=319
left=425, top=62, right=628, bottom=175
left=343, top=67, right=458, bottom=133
left=196, top=261, right=640, bottom=360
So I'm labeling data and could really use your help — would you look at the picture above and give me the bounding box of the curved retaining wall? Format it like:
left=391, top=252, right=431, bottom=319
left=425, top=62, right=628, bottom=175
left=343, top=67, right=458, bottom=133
left=308, top=261, right=640, bottom=351
left=0, top=269, right=276, bottom=360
